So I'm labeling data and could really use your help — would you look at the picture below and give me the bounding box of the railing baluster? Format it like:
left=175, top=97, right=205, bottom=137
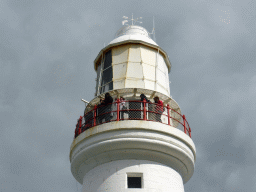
left=93, top=105, right=97, bottom=126
left=78, top=116, right=82, bottom=135
left=116, top=99, right=120, bottom=121
left=167, top=104, right=170, bottom=125
left=183, top=115, right=187, bottom=135
left=143, top=99, right=147, bottom=120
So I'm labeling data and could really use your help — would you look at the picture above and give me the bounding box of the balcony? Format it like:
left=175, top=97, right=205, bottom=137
left=74, top=100, right=191, bottom=139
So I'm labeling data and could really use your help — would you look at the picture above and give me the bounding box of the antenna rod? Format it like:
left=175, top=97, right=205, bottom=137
left=150, top=16, right=156, bottom=42
left=153, top=16, right=156, bottom=42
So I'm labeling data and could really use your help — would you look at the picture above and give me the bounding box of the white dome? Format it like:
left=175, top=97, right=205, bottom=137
left=109, top=25, right=158, bottom=46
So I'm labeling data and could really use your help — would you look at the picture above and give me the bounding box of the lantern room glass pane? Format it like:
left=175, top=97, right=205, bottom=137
left=157, top=53, right=167, bottom=73
left=103, top=50, right=112, bottom=69
left=97, top=63, right=101, bottom=78
left=128, top=45, right=141, bottom=62
left=112, top=45, right=129, bottom=64
left=141, top=46, right=156, bottom=65
left=126, top=62, right=143, bottom=78
left=113, top=63, right=127, bottom=80
left=96, top=63, right=102, bottom=94
left=101, top=67, right=112, bottom=85
left=101, top=82, right=113, bottom=93
left=99, top=50, right=113, bottom=94
left=157, top=69, right=167, bottom=88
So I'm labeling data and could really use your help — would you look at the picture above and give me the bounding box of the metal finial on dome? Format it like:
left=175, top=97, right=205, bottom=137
left=149, top=16, right=156, bottom=42
left=122, top=13, right=142, bottom=26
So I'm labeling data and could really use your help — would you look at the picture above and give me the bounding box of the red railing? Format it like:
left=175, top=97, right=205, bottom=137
left=74, top=99, right=191, bottom=139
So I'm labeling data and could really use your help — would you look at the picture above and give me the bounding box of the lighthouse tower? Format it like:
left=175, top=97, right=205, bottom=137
left=70, top=23, right=196, bottom=192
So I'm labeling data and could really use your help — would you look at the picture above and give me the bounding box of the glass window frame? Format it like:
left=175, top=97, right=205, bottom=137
left=96, top=50, right=113, bottom=95
left=96, top=54, right=105, bottom=96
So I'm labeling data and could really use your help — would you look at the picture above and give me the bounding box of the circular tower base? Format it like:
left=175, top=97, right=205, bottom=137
left=70, top=120, right=196, bottom=191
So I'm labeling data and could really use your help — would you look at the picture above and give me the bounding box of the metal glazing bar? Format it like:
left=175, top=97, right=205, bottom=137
left=97, top=53, right=104, bottom=96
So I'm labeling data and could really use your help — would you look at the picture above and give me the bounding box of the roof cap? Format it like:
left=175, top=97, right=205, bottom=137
left=109, top=25, right=158, bottom=46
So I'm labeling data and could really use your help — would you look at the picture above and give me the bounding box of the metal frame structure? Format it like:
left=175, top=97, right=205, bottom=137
left=122, top=13, right=142, bottom=26
left=74, top=99, right=191, bottom=139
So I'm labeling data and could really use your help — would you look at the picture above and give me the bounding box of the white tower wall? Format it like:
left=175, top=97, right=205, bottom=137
left=70, top=121, right=195, bottom=191
left=83, top=160, right=184, bottom=192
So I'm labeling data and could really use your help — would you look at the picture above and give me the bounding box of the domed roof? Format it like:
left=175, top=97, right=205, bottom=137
left=109, top=25, right=158, bottom=46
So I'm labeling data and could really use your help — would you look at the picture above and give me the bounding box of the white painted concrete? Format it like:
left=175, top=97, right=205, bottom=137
left=82, top=160, right=184, bottom=192
left=70, top=120, right=196, bottom=185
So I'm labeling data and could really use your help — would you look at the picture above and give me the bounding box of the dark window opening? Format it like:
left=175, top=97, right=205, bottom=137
left=100, top=82, right=113, bottom=94
left=99, top=50, right=113, bottom=94
left=96, top=62, right=102, bottom=95
left=103, top=50, right=112, bottom=69
left=128, top=177, right=141, bottom=188
left=101, top=67, right=112, bottom=85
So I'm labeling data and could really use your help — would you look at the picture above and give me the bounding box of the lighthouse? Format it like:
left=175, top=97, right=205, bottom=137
left=70, top=21, right=196, bottom=192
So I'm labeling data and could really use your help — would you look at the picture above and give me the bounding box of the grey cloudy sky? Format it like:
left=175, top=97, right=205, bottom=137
left=1, top=0, right=255, bottom=191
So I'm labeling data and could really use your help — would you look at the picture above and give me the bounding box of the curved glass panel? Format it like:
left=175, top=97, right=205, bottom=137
left=157, top=53, right=167, bottom=73
left=99, top=50, right=113, bottom=94
left=96, top=62, right=102, bottom=95
left=101, top=67, right=112, bottom=85
left=100, top=82, right=113, bottom=93
left=103, top=50, right=112, bottom=69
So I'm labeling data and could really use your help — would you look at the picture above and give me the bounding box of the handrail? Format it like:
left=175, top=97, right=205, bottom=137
left=74, top=100, right=191, bottom=139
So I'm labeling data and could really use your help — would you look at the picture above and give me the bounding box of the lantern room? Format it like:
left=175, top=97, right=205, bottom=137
left=94, top=25, right=172, bottom=97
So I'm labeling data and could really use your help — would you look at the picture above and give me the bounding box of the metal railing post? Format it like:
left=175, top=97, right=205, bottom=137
left=93, top=105, right=97, bottom=126
left=116, top=99, right=120, bottom=121
left=77, top=123, right=80, bottom=136
left=183, top=115, right=187, bottom=134
left=78, top=116, right=82, bottom=135
left=167, top=104, right=170, bottom=125
left=143, top=99, right=147, bottom=120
